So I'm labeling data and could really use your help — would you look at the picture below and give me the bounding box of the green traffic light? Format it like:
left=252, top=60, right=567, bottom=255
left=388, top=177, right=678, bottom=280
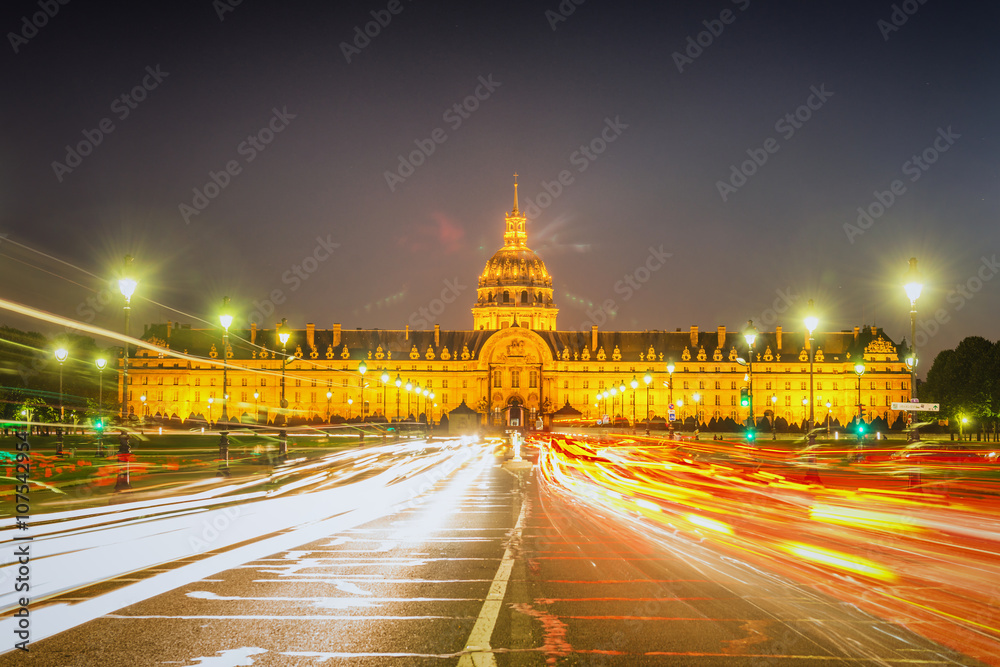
left=746, top=429, right=756, bottom=441
left=740, top=387, right=749, bottom=407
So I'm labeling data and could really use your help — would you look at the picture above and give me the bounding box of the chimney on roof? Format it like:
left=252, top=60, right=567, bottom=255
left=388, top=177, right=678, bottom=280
left=690, top=325, right=698, bottom=348
left=405, top=324, right=409, bottom=341
left=333, top=323, right=341, bottom=347
left=434, top=324, right=440, bottom=347
left=717, top=325, right=725, bottom=349
left=306, top=323, right=315, bottom=350
left=591, top=325, right=598, bottom=351
left=250, top=322, right=256, bottom=345
left=854, top=326, right=860, bottom=342
left=167, top=320, right=172, bottom=339
left=871, top=325, right=878, bottom=336
left=775, top=325, right=782, bottom=351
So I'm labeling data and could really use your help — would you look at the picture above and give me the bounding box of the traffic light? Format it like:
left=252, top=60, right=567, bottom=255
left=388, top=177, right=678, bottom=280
left=740, top=387, right=750, bottom=407
left=856, top=421, right=866, bottom=436
left=746, top=428, right=756, bottom=442
left=94, top=419, right=104, bottom=432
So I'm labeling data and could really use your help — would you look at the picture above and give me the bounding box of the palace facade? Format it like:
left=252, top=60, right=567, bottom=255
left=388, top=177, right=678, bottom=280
left=123, top=182, right=913, bottom=429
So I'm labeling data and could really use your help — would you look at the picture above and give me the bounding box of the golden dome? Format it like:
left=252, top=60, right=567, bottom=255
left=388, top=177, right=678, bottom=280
left=479, top=246, right=552, bottom=287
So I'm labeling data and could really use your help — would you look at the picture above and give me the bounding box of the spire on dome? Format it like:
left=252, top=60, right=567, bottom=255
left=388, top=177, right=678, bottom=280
left=503, top=173, right=527, bottom=247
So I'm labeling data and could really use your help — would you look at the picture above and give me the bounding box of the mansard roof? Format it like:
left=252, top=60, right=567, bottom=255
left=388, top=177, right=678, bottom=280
left=137, top=323, right=904, bottom=365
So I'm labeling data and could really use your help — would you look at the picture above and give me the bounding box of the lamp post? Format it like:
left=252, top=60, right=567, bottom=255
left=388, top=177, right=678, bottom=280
left=801, top=397, right=808, bottom=426
left=667, top=362, right=675, bottom=433
left=609, top=386, right=617, bottom=428
left=643, top=370, right=652, bottom=434
left=217, top=297, right=233, bottom=476
left=347, top=397, right=353, bottom=420
left=114, top=259, right=136, bottom=491
left=692, top=392, right=700, bottom=433
left=54, top=347, right=68, bottom=455
left=405, top=379, right=413, bottom=419
left=904, top=257, right=924, bottom=442
left=253, top=391, right=259, bottom=423
left=278, top=323, right=291, bottom=458
left=219, top=297, right=233, bottom=425
left=427, top=391, right=435, bottom=427
left=380, top=369, right=389, bottom=420
left=96, top=358, right=107, bottom=455
left=825, top=401, right=832, bottom=435
left=118, top=255, right=137, bottom=422
left=207, top=396, right=213, bottom=424
left=804, top=300, right=819, bottom=445
left=326, top=391, right=332, bottom=422
left=743, top=321, right=758, bottom=437
left=770, top=394, right=777, bottom=440
left=630, top=376, right=639, bottom=432
left=358, top=361, right=368, bottom=421
left=415, top=384, right=423, bottom=421
left=960, top=416, right=968, bottom=441
left=855, top=360, right=866, bottom=452
left=395, top=374, right=402, bottom=421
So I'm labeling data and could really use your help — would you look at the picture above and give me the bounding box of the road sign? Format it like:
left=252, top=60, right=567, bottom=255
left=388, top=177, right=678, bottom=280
left=668, top=409, right=676, bottom=421
left=669, top=403, right=675, bottom=409
left=892, top=402, right=939, bottom=412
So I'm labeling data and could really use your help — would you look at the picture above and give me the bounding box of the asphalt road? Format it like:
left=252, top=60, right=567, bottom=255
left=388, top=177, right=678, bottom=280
left=7, top=451, right=983, bottom=666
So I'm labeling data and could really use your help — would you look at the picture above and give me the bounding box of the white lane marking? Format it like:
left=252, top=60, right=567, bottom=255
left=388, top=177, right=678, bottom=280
left=332, top=580, right=372, bottom=596
left=182, top=646, right=267, bottom=665
left=458, top=496, right=528, bottom=667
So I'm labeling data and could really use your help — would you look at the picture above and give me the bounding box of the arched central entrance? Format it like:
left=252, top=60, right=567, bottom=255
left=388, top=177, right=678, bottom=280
left=478, top=326, right=555, bottom=430
left=506, top=395, right=524, bottom=427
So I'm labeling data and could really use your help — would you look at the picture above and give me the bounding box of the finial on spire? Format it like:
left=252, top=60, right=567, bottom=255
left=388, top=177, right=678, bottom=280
left=513, top=172, right=519, bottom=215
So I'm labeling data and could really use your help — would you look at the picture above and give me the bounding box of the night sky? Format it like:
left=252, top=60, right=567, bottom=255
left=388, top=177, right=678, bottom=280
left=1, top=0, right=997, bottom=371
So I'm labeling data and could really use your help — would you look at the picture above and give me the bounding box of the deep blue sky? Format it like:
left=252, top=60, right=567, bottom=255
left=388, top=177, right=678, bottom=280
left=1, top=0, right=997, bottom=370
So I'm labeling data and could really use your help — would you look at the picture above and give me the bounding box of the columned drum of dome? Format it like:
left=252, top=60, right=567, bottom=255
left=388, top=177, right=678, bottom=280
left=472, top=176, right=559, bottom=331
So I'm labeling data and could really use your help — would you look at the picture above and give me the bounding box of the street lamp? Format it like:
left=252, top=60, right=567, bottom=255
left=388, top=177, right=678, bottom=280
left=380, top=369, right=390, bottom=420
left=358, top=360, right=368, bottom=421
left=278, top=323, right=291, bottom=458
left=405, top=379, right=413, bottom=419
left=395, top=374, right=402, bottom=421
left=216, top=297, right=233, bottom=476
left=643, top=370, right=652, bottom=434
left=609, top=386, right=617, bottom=426
left=96, top=357, right=107, bottom=455
left=207, top=396, right=214, bottom=423
left=960, top=416, right=968, bottom=441
left=743, top=321, right=758, bottom=436
left=630, top=376, right=639, bottom=431
left=54, top=347, right=68, bottom=455
left=666, top=362, right=675, bottom=433
left=825, top=401, right=832, bottom=435
left=770, top=394, right=777, bottom=440
left=118, top=255, right=138, bottom=422
left=855, top=359, right=866, bottom=451
left=804, top=299, right=819, bottom=445
left=219, top=297, right=233, bottom=424
left=326, top=390, right=332, bottom=422
left=253, top=391, right=259, bottom=423
left=904, top=257, right=924, bottom=442
left=692, top=392, right=700, bottom=431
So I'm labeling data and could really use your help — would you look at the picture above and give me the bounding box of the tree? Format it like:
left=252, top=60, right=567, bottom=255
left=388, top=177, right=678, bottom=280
left=922, top=336, right=1000, bottom=434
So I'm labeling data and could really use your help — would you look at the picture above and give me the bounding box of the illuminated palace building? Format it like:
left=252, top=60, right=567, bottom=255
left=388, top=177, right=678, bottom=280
left=125, top=182, right=912, bottom=429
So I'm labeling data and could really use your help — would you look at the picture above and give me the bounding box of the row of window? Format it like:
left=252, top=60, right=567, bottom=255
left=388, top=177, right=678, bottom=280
left=493, top=370, right=539, bottom=388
